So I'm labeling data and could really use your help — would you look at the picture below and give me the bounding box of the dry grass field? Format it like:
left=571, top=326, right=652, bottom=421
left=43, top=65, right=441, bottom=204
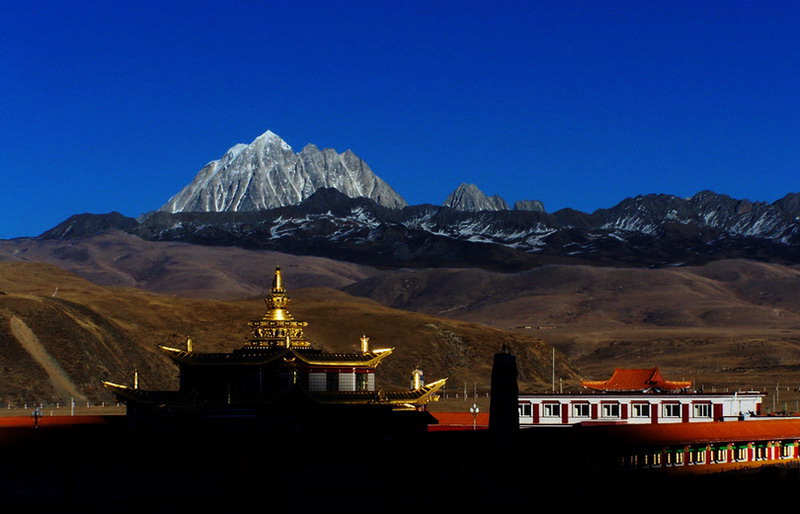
left=343, top=259, right=800, bottom=411
left=0, top=231, right=376, bottom=297
left=2, top=235, right=800, bottom=414
left=0, top=262, right=578, bottom=405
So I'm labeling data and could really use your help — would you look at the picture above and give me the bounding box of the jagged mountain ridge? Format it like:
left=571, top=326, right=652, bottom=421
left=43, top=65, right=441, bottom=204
left=444, top=183, right=510, bottom=211
left=40, top=188, right=800, bottom=269
left=442, top=183, right=545, bottom=213
left=160, top=130, right=406, bottom=213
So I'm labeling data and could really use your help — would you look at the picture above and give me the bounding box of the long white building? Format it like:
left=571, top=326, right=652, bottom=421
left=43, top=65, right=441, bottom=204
left=518, top=368, right=763, bottom=426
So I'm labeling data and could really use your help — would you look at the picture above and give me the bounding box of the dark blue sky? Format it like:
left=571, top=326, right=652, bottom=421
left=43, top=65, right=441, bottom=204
left=2, top=1, right=799, bottom=238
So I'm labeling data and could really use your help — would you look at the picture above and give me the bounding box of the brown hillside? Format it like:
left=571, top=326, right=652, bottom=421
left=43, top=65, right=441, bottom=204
left=0, top=263, right=578, bottom=405
left=5, top=237, right=800, bottom=408
left=343, top=260, right=800, bottom=402
left=0, top=232, right=377, bottom=298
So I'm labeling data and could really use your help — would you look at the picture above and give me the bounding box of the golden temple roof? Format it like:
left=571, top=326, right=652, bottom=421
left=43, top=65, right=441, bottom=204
left=102, top=377, right=447, bottom=408
left=158, top=345, right=394, bottom=368
left=105, top=264, right=448, bottom=414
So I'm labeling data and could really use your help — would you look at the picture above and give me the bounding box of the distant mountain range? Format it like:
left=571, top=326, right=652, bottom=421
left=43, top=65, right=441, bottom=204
left=159, top=129, right=543, bottom=214
left=29, top=128, right=800, bottom=268
left=42, top=187, right=800, bottom=269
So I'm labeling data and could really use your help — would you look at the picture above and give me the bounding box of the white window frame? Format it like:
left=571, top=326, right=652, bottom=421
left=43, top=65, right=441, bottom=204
left=631, top=402, right=651, bottom=418
left=572, top=402, right=590, bottom=418
left=601, top=402, right=620, bottom=418
left=693, top=403, right=711, bottom=418
left=542, top=402, right=561, bottom=417
left=663, top=403, right=681, bottom=418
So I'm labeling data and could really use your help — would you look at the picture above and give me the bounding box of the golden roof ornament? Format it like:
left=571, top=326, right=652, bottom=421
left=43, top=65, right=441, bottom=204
left=264, top=265, right=291, bottom=320
left=246, top=266, right=310, bottom=349
left=411, top=368, right=424, bottom=390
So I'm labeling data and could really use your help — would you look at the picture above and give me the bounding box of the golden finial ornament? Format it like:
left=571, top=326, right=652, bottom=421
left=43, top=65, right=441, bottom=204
left=186, top=335, right=193, bottom=353
left=272, top=265, right=284, bottom=292
left=411, top=368, right=424, bottom=390
left=246, top=266, right=310, bottom=349
left=360, top=334, right=370, bottom=353
left=264, top=265, right=291, bottom=320
left=134, top=370, right=139, bottom=390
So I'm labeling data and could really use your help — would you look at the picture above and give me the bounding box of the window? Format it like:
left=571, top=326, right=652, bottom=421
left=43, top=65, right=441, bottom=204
left=691, top=448, right=707, bottom=464
left=736, top=447, right=748, bottom=461
left=666, top=451, right=683, bottom=466
left=572, top=403, right=589, bottom=417
left=645, top=452, right=661, bottom=467
left=326, top=372, right=339, bottom=392
left=693, top=403, right=711, bottom=418
left=308, top=372, right=326, bottom=392
left=631, top=403, right=651, bottom=418
left=356, top=373, right=369, bottom=391
left=518, top=403, right=532, bottom=417
left=601, top=403, right=620, bottom=418
left=542, top=403, right=561, bottom=417
left=663, top=403, right=681, bottom=417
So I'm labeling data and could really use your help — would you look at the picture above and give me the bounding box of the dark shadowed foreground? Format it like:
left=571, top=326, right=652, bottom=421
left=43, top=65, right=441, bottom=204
left=0, top=417, right=794, bottom=511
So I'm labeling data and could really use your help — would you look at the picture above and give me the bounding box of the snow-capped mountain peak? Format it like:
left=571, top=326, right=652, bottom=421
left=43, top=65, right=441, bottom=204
left=159, top=130, right=406, bottom=213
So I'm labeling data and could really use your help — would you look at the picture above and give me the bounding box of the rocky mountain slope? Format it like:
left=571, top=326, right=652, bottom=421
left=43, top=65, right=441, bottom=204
left=40, top=188, right=800, bottom=270
left=29, top=125, right=799, bottom=270
left=444, top=183, right=510, bottom=211
left=442, top=183, right=545, bottom=213
left=160, top=130, right=406, bottom=212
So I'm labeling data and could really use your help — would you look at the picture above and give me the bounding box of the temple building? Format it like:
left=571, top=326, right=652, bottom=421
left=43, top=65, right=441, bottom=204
left=104, top=266, right=447, bottom=432
left=518, top=367, right=762, bottom=426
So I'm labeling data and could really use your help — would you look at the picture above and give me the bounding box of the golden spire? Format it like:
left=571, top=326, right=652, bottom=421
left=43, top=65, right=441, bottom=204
left=264, top=266, right=291, bottom=320
left=246, top=265, right=310, bottom=349
left=360, top=334, right=370, bottom=353
left=272, top=265, right=284, bottom=292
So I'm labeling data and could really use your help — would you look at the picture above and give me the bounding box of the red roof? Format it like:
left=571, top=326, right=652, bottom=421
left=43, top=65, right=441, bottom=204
left=429, top=412, right=489, bottom=431
left=582, top=367, right=691, bottom=392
